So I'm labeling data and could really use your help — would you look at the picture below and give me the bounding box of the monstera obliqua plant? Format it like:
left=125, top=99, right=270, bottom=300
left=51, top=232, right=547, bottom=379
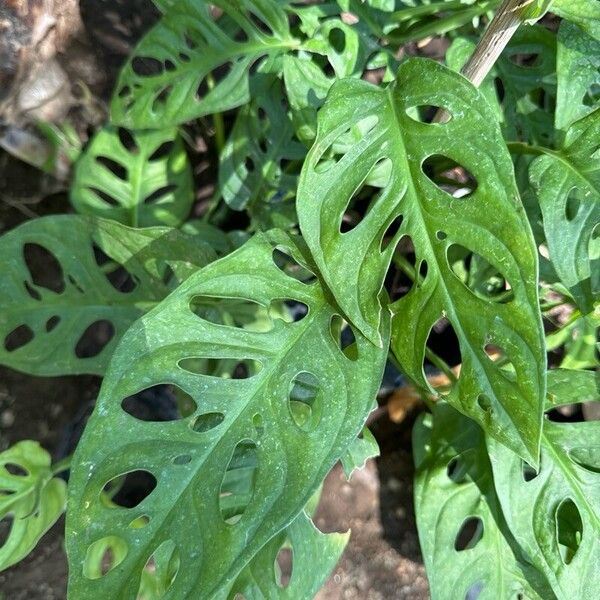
left=1, top=0, right=599, bottom=598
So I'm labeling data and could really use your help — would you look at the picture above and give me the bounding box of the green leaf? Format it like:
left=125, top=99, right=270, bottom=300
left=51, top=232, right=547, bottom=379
left=552, top=0, right=600, bottom=37
left=65, top=231, right=389, bottom=598
left=488, top=369, right=600, bottom=600
left=111, top=0, right=297, bottom=128
left=223, top=510, right=348, bottom=599
left=71, top=126, right=193, bottom=228
left=219, top=75, right=305, bottom=212
left=556, top=21, right=600, bottom=134
left=341, top=427, right=379, bottom=479
left=413, top=404, right=554, bottom=600
left=529, top=108, right=600, bottom=314
left=0, top=215, right=215, bottom=376
left=518, top=0, right=554, bottom=24
left=298, top=58, right=546, bottom=463
left=0, top=441, right=66, bottom=571
left=546, top=315, right=600, bottom=370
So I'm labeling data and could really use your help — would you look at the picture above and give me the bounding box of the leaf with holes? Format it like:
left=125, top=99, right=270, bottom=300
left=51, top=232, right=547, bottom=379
left=0, top=215, right=215, bottom=376
left=556, top=20, right=600, bottom=136
left=0, top=441, right=66, bottom=571
left=71, top=126, right=193, bottom=227
left=218, top=75, right=305, bottom=214
left=298, top=58, right=545, bottom=464
left=488, top=369, right=600, bottom=600
left=111, top=0, right=297, bottom=128
left=529, top=108, right=600, bottom=314
left=223, top=509, right=347, bottom=599
left=413, top=403, right=554, bottom=600
left=65, top=231, right=389, bottom=598
left=552, top=0, right=600, bottom=37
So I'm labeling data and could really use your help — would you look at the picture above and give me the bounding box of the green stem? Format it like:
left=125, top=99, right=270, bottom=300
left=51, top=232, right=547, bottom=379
left=206, top=75, right=225, bottom=153
left=52, top=455, right=72, bottom=475
left=506, top=141, right=552, bottom=157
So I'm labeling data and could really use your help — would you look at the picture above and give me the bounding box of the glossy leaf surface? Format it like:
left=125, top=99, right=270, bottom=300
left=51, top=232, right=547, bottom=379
left=66, top=231, right=389, bottom=598
left=489, top=369, right=600, bottom=600
left=413, top=404, right=554, bottom=600
left=0, top=441, right=66, bottom=571
left=298, top=58, right=545, bottom=463
left=71, top=126, right=193, bottom=227
left=0, top=216, right=215, bottom=376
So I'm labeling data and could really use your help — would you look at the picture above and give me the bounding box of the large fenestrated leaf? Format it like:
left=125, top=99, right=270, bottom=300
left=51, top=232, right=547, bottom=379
left=298, top=58, right=545, bottom=464
left=111, top=0, right=297, bottom=128
left=552, top=0, right=600, bottom=37
left=529, top=108, right=600, bottom=314
left=556, top=20, right=600, bottom=135
left=71, top=126, right=193, bottom=228
left=488, top=369, right=600, bottom=600
left=0, top=215, right=215, bottom=376
left=0, top=441, right=66, bottom=571
left=65, top=231, right=389, bottom=599
left=413, top=404, right=554, bottom=600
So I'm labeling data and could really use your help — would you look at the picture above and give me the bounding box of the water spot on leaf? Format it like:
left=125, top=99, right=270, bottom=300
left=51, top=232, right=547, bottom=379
left=122, top=384, right=195, bottom=422
left=23, top=243, right=65, bottom=294
left=102, top=470, right=157, bottom=509
left=96, top=156, right=127, bottom=180
left=272, top=247, right=316, bottom=284
left=422, top=155, right=478, bottom=198
left=4, top=324, right=34, bottom=352
left=75, top=320, right=115, bottom=358
left=288, top=372, right=321, bottom=431
left=454, top=517, right=484, bottom=551
left=275, top=544, right=293, bottom=588
left=555, top=498, right=583, bottom=565
left=192, top=412, right=225, bottom=433
left=220, top=440, right=259, bottom=524
left=330, top=315, right=359, bottom=361
left=83, top=535, right=128, bottom=579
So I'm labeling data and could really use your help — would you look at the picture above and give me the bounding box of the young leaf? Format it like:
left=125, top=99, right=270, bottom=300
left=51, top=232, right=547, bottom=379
left=71, top=126, right=193, bottom=228
left=488, top=369, right=600, bottom=600
left=413, top=404, right=554, bottom=600
left=0, top=441, right=66, bottom=571
left=0, top=215, right=215, bottom=376
left=530, top=108, right=600, bottom=314
left=65, top=231, right=389, bottom=598
left=111, top=0, right=297, bottom=128
left=556, top=21, right=600, bottom=134
left=218, top=75, right=305, bottom=212
left=298, top=58, right=545, bottom=463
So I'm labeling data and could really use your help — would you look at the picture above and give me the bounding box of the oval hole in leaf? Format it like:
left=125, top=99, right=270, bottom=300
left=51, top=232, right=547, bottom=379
left=129, top=515, right=150, bottom=529
left=23, top=243, right=65, bottom=294
left=330, top=315, right=359, bottom=361
left=565, top=188, right=581, bottom=222
left=465, top=581, right=484, bottom=600
left=447, top=243, right=513, bottom=304
left=288, top=372, right=321, bottom=432
left=0, top=517, right=13, bottom=548
left=522, top=459, right=540, bottom=482
left=546, top=403, right=585, bottom=423
left=4, top=463, right=28, bottom=477
left=75, top=320, right=115, bottom=358
left=192, top=412, right=225, bottom=433
left=45, top=315, right=60, bottom=332
left=131, top=56, right=165, bottom=76
left=568, top=447, right=600, bottom=474
left=173, top=454, right=192, bottom=465
left=122, top=384, right=195, bottom=422
left=328, top=28, right=346, bottom=53
left=507, top=52, right=542, bottom=67
left=118, top=127, right=139, bottom=153
left=96, top=156, right=127, bottom=181
left=93, top=244, right=138, bottom=293
left=83, top=535, right=128, bottom=580
left=144, top=184, right=177, bottom=204
left=275, top=544, right=293, bottom=589
left=88, top=187, right=119, bottom=206
left=422, top=155, right=478, bottom=198
left=253, top=413, right=264, bottom=436
left=454, top=516, right=484, bottom=551
left=190, top=295, right=274, bottom=331
left=178, top=357, right=262, bottom=379
left=340, top=183, right=378, bottom=234
left=425, top=318, right=462, bottom=371
left=24, top=280, right=41, bottom=300
left=405, top=105, right=453, bottom=124
left=4, top=324, right=34, bottom=352
left=149, top=141, right=175, bottom=161
left=138, top=539, right=180, bottom=597
left=384, top=238, right=415, bottom=301
left=272, top=247, right=316, bottom=284
left=494, top=77, right=506, bottom=102
left=102, top=470, right=157, bottom=509
left=555, top=498, right=583, bottom=565
left=477, top=394, right=493, bottom=418
left=247, top=10, right=273, bottom=35
left=446, top=456, right=468, bottom=484
left=219, top=440, right=259, bottom=524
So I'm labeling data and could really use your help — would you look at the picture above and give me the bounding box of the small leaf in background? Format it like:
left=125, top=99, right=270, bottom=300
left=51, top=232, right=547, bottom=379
left=218, top=75, right=305, bottom=214
left=413, top=403, right=554, bottom=600
left=0, top=215, right=215, bottom=376
left=298, top=58, right=546, bottom=464
left=530, top=108, right=600, bottom=315
left=71, top=126, right=193, bottom=227
left=65, top=231, right=389, bottom=598
left=341, top=426, right=380, bottom=479
left=111, top=0, right=296, bottom=128
left=488, top=369, right=600, bottom=600
left=0, top=441, right=66, bottom=572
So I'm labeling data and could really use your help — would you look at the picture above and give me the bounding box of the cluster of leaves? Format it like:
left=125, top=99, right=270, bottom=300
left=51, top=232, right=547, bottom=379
left=0, top=0, right=598, bottom=598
